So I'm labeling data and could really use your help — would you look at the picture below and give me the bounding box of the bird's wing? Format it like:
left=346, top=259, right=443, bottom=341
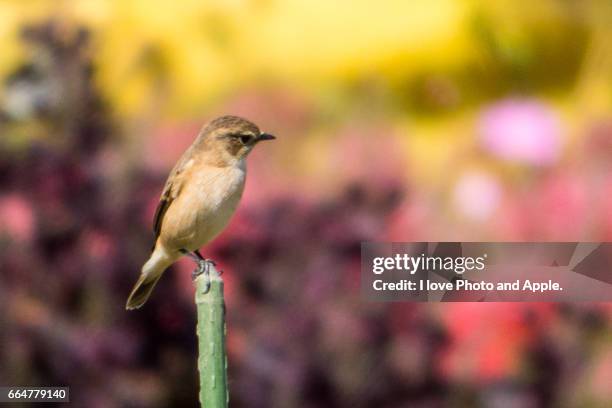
left=152, top=149, right=194, bottom=243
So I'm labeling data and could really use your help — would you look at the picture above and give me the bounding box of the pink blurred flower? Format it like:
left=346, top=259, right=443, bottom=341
left=385, top=201, right=430, bottom=241
left=603, top=182, right=612, bottom=240
left=0, top=194, right=35, bottom=242
left=589, top=351, right=612, bottom=402
left=479, top=99, right=563, bottom=165
left=452, top=170, right=502, bottom=222
left=83, top=229, right=116, bottom=259
left=438, top=304, right=555, bottom=383
left=529, top=171, right=588, bottom=239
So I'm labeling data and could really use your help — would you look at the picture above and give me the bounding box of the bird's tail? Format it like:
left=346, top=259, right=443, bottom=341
left=126, top=248, right=173, bottom=310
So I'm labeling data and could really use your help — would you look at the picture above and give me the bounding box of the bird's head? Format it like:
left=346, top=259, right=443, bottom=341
left=198, top=115, right=275, bottom=165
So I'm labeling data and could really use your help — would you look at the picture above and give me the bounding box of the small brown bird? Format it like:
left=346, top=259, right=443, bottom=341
left=126, top=116, right=275, bottom=310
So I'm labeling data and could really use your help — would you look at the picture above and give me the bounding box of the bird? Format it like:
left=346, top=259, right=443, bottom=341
left=126, top=115, right=275, bottom=310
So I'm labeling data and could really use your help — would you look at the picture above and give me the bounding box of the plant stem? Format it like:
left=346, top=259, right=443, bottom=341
left=195, top=265, right=228, bottom=407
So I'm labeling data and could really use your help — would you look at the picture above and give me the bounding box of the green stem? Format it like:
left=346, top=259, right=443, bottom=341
left=195, top=265, right=228, bottom=408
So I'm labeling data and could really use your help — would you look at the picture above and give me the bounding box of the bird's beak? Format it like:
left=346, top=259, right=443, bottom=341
left=257, top=132, right=276, bottom=142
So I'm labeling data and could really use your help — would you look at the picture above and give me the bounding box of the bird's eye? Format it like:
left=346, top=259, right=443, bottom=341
left=238, top=135, right=251, bottom=145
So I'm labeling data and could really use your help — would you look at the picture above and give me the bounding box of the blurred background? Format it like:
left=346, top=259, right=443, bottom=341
left=0, top=1, right=611, bottom=407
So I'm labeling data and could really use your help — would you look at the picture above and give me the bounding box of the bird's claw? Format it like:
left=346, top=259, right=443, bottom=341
left=192, top=259, right=215, bottom=293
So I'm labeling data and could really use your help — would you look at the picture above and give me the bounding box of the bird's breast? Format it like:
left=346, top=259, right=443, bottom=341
left=193, top=164, right=245, bottom=210
left=187, top=164, right=246, bottom=247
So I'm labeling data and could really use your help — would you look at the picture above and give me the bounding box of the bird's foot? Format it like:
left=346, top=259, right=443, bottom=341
left=191, top=259, right=216, bottom=293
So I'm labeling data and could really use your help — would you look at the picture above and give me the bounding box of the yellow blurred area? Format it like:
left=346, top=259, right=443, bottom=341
left=2, top=0, right=612, bottom=204
left=0, top=0, right=473, bottom=117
